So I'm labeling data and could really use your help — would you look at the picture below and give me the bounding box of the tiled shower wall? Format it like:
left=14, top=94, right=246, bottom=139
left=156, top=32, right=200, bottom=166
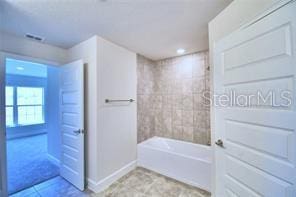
left=137, top=52, right=210, bottom=145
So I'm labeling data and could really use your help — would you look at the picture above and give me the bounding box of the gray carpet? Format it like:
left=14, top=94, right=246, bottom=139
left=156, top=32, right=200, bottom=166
left=7, top=134, right=60, bottom=195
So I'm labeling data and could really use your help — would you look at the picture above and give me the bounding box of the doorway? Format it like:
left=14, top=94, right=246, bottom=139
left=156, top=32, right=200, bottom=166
left=0, top=55, right=85, bottom=196
left=5, top=58, right=60, bottom=195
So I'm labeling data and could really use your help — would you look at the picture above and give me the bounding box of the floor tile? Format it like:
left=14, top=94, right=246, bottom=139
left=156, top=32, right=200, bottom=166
left=102, top=182, right=122, bottom=196
left=179, top=185, right=211, bottom=197
left=9, top=187, right=40, bottom=197
left=178, top=182, right=210, bottom=197
left=90, top=192, right=105, bottom=197
left=119, top=170, right=154, bottom=193
left=35, top=177, right=87, bottom=197
left=144, top=176, right=183, bottom=197
left=13, top=167, right=211, bottom=197
left=34, top=176, right=62, bottom=190
left=104, top=183, right=146, bottom=197
left=100, top=167, right=210, bottom=197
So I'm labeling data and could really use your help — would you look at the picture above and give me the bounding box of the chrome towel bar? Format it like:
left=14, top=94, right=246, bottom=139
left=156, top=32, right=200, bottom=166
left=105, top=99, right=135, bottom=103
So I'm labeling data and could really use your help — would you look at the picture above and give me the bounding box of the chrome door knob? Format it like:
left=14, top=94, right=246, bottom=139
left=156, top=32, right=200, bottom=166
left=215, top=139, right=224, bottom=147
left=73, top=129, right=82, bottom=135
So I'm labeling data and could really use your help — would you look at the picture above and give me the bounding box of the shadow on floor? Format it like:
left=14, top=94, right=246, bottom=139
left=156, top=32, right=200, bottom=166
left=7, top=134, right=60, bottom=195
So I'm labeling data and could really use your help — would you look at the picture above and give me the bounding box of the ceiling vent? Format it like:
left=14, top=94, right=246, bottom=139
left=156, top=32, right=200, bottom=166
left=25, top=33, right=45, bottom=42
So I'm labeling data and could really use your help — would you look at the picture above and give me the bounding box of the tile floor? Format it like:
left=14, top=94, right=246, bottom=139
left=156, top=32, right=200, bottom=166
left=9, top=176, right=90, bottom=197
left=11, top=167, right=211, bottom=197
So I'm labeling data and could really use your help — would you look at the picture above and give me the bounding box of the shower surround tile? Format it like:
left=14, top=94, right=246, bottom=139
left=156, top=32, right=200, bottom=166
left=193, top=77, right=205, bottom=93
left=172, top=109, right=182, bottom=126
left=137, top=52, right=210, bottom=145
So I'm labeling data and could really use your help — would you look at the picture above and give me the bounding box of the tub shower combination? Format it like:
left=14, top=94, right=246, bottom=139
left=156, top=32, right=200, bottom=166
left=137, top=137, right=212, bottom=192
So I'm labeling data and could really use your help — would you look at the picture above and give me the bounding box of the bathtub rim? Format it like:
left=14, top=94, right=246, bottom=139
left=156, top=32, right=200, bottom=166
left=138, top=136, right=212, bottom=164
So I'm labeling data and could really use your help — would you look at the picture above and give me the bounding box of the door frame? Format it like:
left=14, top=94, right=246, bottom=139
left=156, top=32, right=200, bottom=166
left=0, top=52, right=8, bottom=197
left=211, top=0, right=294, bottom=196
left=0, top=52, right=62, bottom=196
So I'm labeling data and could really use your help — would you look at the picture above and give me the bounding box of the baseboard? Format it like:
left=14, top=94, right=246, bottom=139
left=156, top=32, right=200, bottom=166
left=87, top=160, right=137, bottom=193
left=6, top=130, right=47, bottom=140
left=47, top=154, right=61, bottom=167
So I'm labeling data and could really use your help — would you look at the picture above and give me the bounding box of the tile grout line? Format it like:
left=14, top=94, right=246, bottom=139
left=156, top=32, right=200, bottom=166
left=142, top=178, right=157, bottom=195
left=32, top=186, right=42, bottom=197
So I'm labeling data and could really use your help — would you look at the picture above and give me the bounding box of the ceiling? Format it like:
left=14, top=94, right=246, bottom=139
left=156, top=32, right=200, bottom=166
left=0, top=0, right=232, bottom=60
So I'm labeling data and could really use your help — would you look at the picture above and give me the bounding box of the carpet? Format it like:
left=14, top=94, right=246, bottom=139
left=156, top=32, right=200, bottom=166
left=7, top=134, right=60, bottom=194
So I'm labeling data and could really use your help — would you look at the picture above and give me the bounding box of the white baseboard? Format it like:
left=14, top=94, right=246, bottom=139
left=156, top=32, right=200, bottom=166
left=7, top=130, right=47, bottom=140
left=87, top=160, right=137, bottom=193
left=47, top=154, right=61, bottom=167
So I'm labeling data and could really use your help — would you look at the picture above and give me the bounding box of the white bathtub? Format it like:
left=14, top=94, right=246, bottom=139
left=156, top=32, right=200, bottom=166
left=137, top=137, right=212, bottom=192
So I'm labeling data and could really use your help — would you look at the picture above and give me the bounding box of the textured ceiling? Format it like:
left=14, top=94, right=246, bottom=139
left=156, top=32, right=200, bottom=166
left=0, top=0, right=232, bottom=60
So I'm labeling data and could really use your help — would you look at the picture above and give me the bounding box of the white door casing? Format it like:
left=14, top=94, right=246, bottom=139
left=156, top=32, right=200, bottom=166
left=0, top=53, right=8, bottom=197
left=213, top=1, right=296, bottom=197
left=60, top=60, right=85, bottom=191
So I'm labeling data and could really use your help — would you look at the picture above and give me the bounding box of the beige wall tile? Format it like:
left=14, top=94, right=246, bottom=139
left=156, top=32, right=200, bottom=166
left=182, top=94, right=193, bottom=110
left=172, top=109, right=182, bottom=126
left=172, top=125, right=183, bottom=140
left=182, top=78, right=193, bottom=94
left=137, top=52, right=210, bottom=145
left=182, top=126, right=194, bottom=142
left=193, top=77, right=205, bottom=93
left=182, top=110, right=194, bottom=127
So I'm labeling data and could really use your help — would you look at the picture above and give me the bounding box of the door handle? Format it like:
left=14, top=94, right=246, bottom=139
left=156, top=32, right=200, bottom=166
left=73, top=129, right=83, bottom=135
left=215, top=139, right=224, bottom=148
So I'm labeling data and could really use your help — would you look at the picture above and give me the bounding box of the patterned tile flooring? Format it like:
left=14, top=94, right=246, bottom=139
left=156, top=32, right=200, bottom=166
left=11, top=167, right=211, bottom=197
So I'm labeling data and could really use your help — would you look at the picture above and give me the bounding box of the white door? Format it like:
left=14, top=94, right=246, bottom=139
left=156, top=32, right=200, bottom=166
left=0, top=54, right=7, bottom=197
left=214, top=1, right=296, bottom=197
left=59, top=60, right=85, bottom=191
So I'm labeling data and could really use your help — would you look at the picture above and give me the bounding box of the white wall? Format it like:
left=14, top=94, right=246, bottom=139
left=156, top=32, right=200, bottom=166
left=47, top=66, right=61, bottom=163
left=0, top=31, right=67, bottom=64
left=67, top=36, right=137, bottom=192
left=96, top=37, right=137, bottom=181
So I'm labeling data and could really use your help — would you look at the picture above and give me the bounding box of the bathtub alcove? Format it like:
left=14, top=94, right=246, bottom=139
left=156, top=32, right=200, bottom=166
left=138, top=137, right=212, bottom=192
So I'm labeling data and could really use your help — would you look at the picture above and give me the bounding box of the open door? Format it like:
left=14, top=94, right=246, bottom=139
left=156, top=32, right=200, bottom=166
left=213, top=1, right=296, bottom=196
left=0, top=54, right=8, bottom=197
left=59, top=60, right=85, bottom=191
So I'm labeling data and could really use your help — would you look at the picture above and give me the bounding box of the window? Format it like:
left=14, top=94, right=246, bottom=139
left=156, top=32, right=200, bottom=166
left=17, top=87, right=44, bottom=125
left=5, top=86, right=45, bottom=127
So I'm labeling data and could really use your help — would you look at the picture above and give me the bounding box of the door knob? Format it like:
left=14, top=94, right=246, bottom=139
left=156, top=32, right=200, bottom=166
left=73, top=129, right=82, bottom=135
left=215, top=139, right=224, bottom=147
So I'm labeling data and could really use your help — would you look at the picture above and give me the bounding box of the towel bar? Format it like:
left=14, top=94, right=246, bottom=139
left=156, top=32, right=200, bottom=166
left=105, top=99, right=135, bottom=103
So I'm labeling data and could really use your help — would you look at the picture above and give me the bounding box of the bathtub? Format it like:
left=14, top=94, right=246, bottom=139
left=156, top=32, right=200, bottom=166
left=137, top=137, right=212, bottom=192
